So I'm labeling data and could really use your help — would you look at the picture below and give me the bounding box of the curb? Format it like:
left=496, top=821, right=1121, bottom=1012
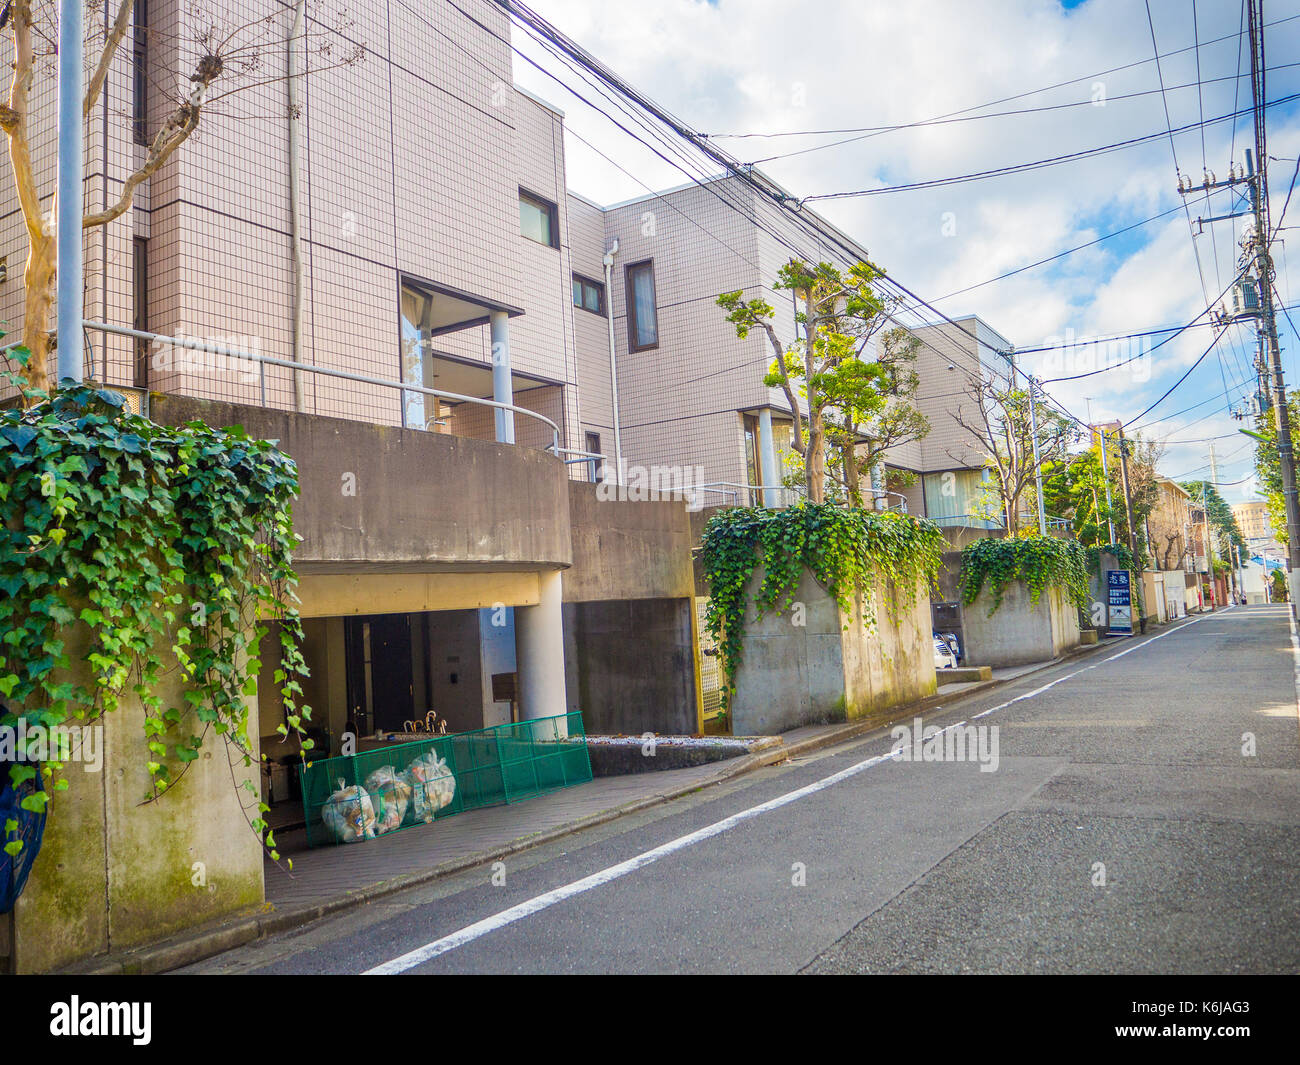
left=61, top=628, right=1139, bottom=975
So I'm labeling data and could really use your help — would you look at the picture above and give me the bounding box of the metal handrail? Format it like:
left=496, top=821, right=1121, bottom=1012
left=79, top=320, right=563, bottom=452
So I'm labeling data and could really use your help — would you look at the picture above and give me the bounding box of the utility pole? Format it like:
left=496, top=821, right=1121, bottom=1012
left=1247, top=1, right=1300, bottom=613
left=1027, top=374, right=1048, bottom=535
left=1200, top=481, right=1217, bottom=607
left=56, top=0, right=84, bottom=386
left=1116, top=425, right=1140, bottom=569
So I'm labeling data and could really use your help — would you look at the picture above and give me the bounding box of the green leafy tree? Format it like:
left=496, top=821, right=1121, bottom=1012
left=1252, top=394, right=1300, bottom=544
left=717, top=258, right=894, bottom=504
left=822, top=327, right=929, bottom=508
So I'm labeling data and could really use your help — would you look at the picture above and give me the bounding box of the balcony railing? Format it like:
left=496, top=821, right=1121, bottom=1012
left=76, top=320, right=564, bottom=453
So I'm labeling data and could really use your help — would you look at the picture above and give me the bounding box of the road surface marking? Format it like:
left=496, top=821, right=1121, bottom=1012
left=362, top=610, right=1218, bottom=974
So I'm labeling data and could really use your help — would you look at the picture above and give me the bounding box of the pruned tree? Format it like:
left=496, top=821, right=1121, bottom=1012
left=1, top=0, right=364, bottom=395
left=951, top=373, right=1075, bottom=534
left=822, top=326, right=928, bottom=508
left=717, top=258, right=894, bottom=504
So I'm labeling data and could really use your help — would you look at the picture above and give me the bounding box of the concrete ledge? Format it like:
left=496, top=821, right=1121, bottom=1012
left=941, top=665, right=993, bottom=682
left=586, top=735, right=775, bottom=776
left=1080, top=630, right=1099, bottom=645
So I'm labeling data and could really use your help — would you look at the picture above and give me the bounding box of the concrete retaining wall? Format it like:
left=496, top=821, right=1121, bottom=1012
left=728, top=566, right=936, bottom=736
left=563, top=598, right=701, bottom=736
left=961, top=580, right=1082, bottom=667
left=8, top=635, right=264, bottom=973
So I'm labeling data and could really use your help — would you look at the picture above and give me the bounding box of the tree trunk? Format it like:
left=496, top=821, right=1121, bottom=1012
left=21, top=233, right=54, bottom=395
left=806, top=413, right=825, bottom=503
left=844, top=441, right=862, bottom=508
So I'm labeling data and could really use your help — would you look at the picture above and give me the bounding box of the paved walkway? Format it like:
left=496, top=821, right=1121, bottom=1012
left=264, top=760, right=731, bottom=909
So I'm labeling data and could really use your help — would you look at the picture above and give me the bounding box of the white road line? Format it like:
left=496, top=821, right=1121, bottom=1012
left=1288, top=609, right=1300, bottom=733
left=360, top=608, right=1219, bottom=975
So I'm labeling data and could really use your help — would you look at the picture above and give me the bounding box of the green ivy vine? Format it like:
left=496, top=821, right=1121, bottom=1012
left=700, top=503, right=945, bottom=710
left=1, top=351, right=310, bottom=863
left=959, top=535, right=1090, bottom=616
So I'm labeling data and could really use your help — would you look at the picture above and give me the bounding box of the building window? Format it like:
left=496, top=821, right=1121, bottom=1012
left=400, top=279, right=437, bottom=429
left=626, top=259, right=658, bottom=351
left=743, top=414, right=760, bottom=505
left=519, top=190, right=558, bottom=248
left=585, top=431, right=602, bottom=483
left=132, top=0, right=148, bottom=146
left=572, top=274, right=605, bottom=315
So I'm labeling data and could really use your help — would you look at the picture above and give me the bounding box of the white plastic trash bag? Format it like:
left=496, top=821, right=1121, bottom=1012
left=364, top=766, right=412, bottom=835
left=321, top=778, right=376, bottom=843
left=405, top=752, right=457, bottom=823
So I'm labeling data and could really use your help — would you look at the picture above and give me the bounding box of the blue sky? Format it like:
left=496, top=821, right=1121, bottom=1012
left=517, top=0, right=1300, bottom=502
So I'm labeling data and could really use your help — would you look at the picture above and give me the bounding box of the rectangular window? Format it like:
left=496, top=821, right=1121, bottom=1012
left=400, top=279, right=436, bottom=429
left=572, top=274, right=605, bottom=315
left=743, top=414, right=760, bottom=506
left=132, top=0, right=148, bottom=146
left=519, top=190, right=558, bottom=248
left=626, top=259, right=658, bottom=351
left=585, top=431, right=602, bottom=483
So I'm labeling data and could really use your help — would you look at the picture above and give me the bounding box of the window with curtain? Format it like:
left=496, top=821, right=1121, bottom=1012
left=923, top=469, right=1001, bottom=528
left=626, top=260, right=658, bottom=351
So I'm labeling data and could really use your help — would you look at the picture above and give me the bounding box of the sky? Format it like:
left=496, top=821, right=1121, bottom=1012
left=509, top=0, right=1300, bottom=504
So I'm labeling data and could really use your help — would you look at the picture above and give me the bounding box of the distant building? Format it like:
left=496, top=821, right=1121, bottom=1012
left=1232, top=500, right=1270, bottom=541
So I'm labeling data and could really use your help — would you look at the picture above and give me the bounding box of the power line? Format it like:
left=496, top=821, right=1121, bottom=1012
left=801, top=93, right=1300, bottom=202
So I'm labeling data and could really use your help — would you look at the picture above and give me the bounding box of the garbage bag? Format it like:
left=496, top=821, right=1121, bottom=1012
left=320, top=778, right=376, bottom=843
left=364, top=765, right=411, bottom=835
left=405, top=752, right=456, bottom=823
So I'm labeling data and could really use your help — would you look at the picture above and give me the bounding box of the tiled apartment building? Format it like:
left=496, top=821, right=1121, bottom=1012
left=1232, top=499, right=1271, bottom=542
left=1, top=0, right=1017, bottom=751
left=566, top=175, right=1009, bottom=521
left=2, top=1, right=708, bottom=771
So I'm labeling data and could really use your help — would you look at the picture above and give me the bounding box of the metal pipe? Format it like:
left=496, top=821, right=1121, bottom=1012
left=286, top=0, right=306, bottom=411
left=56, top=0, right=85, bottom=385
left=602, top=238, right=622, bottom=482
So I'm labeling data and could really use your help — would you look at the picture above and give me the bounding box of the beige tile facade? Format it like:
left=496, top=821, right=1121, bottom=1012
left=2, top=2, right=1007, bottom=514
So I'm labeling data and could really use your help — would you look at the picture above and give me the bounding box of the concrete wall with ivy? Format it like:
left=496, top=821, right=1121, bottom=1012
left=728, top=566, right=936, bottom=735
left=961, top=582, right=1082, bottom=668
left=12, top=638, right=263, bottom=973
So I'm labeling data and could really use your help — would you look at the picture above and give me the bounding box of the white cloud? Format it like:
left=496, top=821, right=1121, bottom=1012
left=513, top=0, right=1300, bottom=498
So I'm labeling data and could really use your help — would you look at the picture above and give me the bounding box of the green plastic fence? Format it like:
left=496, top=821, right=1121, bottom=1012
left=299, top=712, right=591, bottom=847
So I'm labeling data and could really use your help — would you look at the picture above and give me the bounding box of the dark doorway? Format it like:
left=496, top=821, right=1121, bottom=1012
left=344, top=614, right=415, bottom=735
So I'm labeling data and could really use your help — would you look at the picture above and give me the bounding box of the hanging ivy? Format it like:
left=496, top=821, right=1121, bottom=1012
left=959, top=534, right=1090, bottom=616
left=700, top=503, right=945, bottom=710
left=0, top=353, right=310, bottom=862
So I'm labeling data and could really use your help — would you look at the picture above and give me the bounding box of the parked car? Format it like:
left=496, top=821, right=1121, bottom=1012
left=933, top=635, right=958, bottom=670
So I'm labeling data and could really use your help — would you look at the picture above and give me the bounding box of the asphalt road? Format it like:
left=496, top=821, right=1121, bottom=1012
left=185, top=604, right=1300, bottom=975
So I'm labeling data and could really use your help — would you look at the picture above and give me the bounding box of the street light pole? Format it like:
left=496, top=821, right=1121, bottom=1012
left=56, top=0, right=84, bottom=386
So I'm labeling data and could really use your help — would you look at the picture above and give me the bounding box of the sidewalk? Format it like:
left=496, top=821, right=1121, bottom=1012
left=69, top=641, right=1124, bottom=974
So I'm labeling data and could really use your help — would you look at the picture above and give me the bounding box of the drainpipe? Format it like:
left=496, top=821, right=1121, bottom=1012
left=603, top=238, right=622, bottom=483
left=286, top=0, right=306, bottom=411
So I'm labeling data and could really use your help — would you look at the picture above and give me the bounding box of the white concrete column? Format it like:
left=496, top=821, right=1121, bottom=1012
left=516, top=569, right=568, bottom=733
left=490, top=310, right=515, bottom=444
left=758, top=408, right=780, bottom=508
